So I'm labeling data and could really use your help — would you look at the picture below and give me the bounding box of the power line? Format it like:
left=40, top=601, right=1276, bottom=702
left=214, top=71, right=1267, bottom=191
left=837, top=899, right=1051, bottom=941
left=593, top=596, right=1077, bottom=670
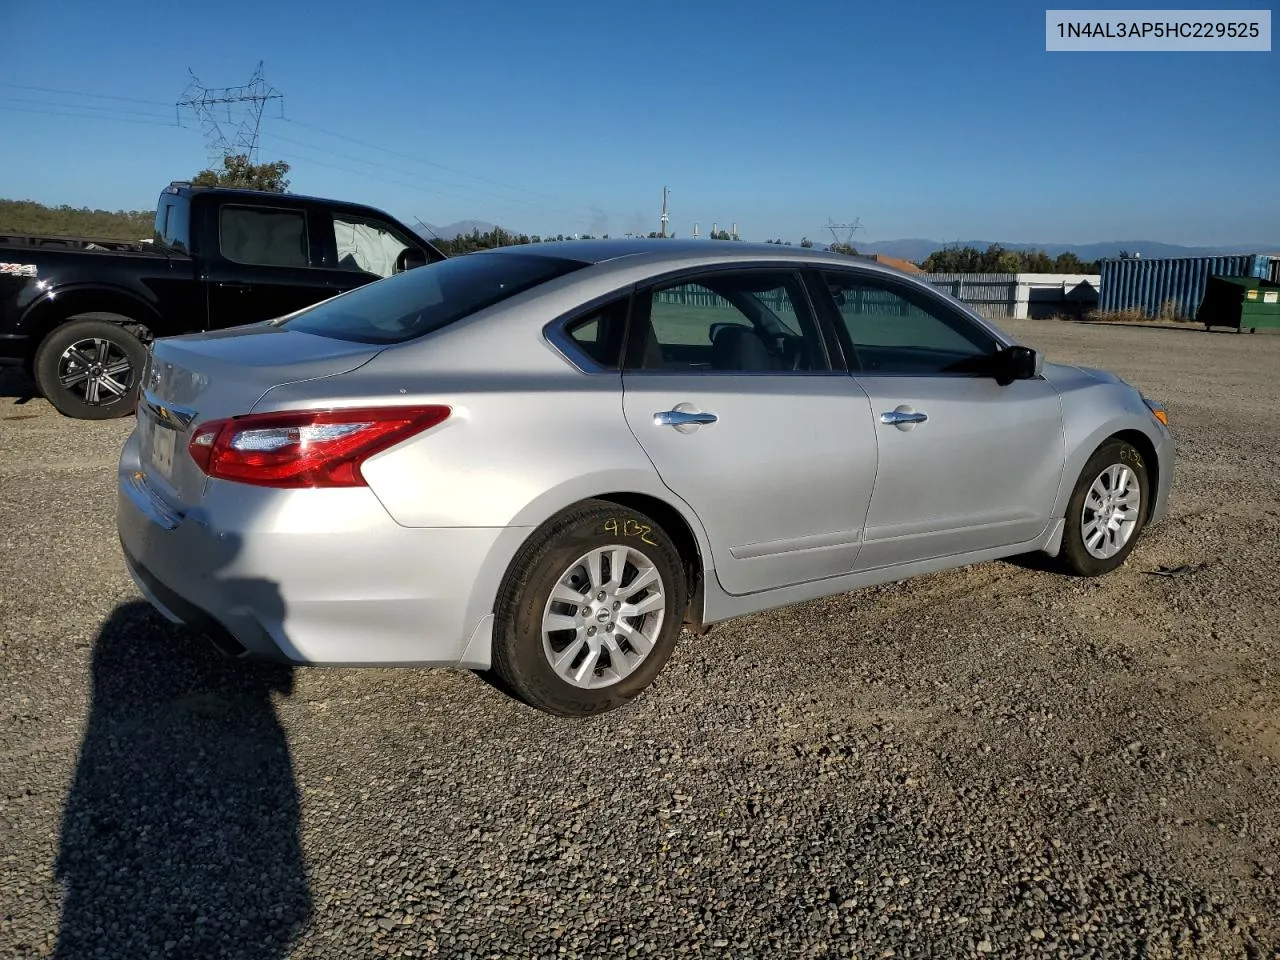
left=269, top=147, right=592, bottom=231
left=0, top=81, right=173, bottom=107
left=0, top=78, right=610, bottom=224
left=264, top=130, right=570, bottom=215
left=0, top=103, right=181, bottom=127
left=1, top=96, right=177, bottom=120
left=279, top=117, right=605, bottom=219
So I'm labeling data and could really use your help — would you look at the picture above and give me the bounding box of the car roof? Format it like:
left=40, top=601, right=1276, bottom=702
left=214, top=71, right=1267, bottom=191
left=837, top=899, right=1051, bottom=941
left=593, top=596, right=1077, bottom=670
left=474, top=237, right=914, bottom=277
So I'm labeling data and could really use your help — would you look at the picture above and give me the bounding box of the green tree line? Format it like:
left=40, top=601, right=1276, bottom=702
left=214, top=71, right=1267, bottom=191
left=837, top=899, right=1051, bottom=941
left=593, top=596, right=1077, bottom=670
left=0, top=199, right=154, bottom=241
left=921, top=244, right=1099, bottom=273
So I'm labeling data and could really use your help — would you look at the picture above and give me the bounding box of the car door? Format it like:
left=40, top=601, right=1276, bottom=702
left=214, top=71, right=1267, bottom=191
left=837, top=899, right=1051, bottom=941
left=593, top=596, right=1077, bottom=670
left=811, top=268, right=1066, bottom=571
left=620, top=266, right=879, bottom=596
left=201, top=202, right=336, bottom=329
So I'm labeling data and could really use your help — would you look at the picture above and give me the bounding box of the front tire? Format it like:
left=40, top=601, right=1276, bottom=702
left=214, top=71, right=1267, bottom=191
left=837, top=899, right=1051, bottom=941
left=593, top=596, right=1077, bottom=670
left=491, top=500, right=688, bottom=717
left=33, top=319, right=147, bottom=420
left=1058, top=438, right=1150, bottom=577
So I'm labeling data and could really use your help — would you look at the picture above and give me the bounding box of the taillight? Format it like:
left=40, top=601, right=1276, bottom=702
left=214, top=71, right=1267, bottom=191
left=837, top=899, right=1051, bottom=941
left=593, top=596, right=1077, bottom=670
left=188, top=405, right=451, bottom=488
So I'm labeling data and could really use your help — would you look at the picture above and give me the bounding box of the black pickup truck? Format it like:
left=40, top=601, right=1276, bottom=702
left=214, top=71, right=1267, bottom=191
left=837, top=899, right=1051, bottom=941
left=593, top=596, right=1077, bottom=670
left=0, top=182, right=446, bottom=419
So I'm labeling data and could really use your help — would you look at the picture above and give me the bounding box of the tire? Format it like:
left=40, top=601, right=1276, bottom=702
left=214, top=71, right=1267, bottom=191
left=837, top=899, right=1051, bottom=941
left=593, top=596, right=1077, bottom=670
left=33, top=319, right=147, bottom=420
left=491, top=500, right=689, bottom=717
left=1058, top=438, right=1151, bottom=577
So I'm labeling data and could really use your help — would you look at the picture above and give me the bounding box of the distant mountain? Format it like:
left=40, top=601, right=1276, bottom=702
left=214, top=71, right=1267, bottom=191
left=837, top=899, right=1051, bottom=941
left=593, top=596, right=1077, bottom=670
left=845, top=238, right=1279, bottom=264
left=411, top=220, right=1278, bottom=263
left=417, top=219, right=499, bottom=240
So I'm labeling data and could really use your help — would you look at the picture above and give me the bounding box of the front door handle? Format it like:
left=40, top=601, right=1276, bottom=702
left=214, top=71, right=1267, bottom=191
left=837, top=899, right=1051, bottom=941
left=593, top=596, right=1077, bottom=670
left=654, top=409, right=718, bottom=427
left=880, top=409, right=928, bottom=425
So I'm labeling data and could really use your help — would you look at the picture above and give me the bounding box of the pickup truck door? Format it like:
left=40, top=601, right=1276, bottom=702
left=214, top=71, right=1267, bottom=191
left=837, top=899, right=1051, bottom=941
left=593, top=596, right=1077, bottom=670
left=200, top=201, right=339, bottom=328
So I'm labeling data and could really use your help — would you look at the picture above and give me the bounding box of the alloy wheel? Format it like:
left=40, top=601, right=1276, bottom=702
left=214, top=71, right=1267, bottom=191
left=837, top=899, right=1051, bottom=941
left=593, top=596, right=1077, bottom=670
left=541, top=544, right=667, bottom=689
left=57, top=337, right=135, bottom=407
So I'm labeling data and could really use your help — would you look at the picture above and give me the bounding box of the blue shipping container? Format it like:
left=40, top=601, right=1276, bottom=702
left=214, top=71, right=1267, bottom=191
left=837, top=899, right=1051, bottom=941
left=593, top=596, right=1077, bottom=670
left=1099, top=254, right=1272, bottom=318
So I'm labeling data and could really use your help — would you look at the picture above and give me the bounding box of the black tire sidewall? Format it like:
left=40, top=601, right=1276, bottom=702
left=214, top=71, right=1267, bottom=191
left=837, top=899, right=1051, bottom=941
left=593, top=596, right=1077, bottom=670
left=492, top=502, right=688, bottom=717
left=34, top=319, right=146, bottom=420
left=1061, top=438, right=1151, bottom=576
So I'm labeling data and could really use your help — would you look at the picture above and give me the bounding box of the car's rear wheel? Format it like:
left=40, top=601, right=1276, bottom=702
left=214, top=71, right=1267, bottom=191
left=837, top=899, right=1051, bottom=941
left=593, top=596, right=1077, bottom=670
left=33, top=319, right=147, bottom=420
left=491, top=500, right=688, bottom=717
left=1058, top=437, right=1150, bottom=577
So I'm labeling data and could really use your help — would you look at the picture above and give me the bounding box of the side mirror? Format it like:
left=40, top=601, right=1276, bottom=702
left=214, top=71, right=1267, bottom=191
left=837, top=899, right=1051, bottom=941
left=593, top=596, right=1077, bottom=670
left=396, top=247, right=429, bottom=273
left=995, top=345, right=1039, bottom=385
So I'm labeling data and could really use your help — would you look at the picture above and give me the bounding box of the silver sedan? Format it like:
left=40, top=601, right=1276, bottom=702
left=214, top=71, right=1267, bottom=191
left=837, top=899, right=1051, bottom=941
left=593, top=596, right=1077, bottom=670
left=117, top=240, right=1174, bottom=716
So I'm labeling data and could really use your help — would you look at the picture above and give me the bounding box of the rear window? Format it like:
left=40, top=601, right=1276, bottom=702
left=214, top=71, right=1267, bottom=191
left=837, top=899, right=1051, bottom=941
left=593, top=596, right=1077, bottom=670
left=279, top=251, right=588, bottom=344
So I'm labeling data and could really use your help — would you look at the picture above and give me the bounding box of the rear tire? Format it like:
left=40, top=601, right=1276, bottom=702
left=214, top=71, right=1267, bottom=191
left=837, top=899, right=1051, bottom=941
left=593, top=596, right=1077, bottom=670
left=1058, top=438, right=1150, bottom=577
left=491, top=500, right=688, bottom=717
left=33, top=319, right=147, bottom=420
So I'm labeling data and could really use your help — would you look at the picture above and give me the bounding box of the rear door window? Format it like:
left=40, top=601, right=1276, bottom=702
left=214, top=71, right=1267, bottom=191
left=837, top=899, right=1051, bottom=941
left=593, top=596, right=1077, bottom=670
left=219, top=206, right=311, bottom=268
left=280, top=251, right=589, bottom=344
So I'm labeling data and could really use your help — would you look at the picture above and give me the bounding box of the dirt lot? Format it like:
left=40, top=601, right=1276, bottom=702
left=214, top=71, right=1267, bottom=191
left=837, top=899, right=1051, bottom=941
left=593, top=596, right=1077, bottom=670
left=1, top=319, right=1278, bottom=959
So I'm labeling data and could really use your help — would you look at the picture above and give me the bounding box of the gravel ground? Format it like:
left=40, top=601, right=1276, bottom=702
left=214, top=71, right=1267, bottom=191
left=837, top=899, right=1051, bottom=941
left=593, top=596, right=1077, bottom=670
left=1, top=319, right=1277, bottom=959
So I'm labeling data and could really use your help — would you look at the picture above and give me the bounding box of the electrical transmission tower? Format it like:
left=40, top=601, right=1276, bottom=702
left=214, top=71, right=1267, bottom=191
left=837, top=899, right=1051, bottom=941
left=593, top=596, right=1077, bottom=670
left=177, top=61, right=283, bottom=165
left=659, top=186, right=670, bottom=238
left=825, top=217, right=864, bottom=247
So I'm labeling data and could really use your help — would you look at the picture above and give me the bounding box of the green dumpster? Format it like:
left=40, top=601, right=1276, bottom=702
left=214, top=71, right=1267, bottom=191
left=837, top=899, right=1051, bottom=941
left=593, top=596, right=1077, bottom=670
left=1198, top=275, right=1280, bottom=333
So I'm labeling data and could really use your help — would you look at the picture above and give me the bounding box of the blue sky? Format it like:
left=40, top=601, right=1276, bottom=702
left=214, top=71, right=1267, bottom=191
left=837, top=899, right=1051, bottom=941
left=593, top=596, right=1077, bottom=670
left=1, top=0, right=1276, bottom=244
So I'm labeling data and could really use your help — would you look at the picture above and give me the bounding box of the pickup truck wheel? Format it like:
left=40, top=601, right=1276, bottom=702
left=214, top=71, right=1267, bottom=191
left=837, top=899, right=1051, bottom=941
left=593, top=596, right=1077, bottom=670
left=34, top=319, right=147, bottom=420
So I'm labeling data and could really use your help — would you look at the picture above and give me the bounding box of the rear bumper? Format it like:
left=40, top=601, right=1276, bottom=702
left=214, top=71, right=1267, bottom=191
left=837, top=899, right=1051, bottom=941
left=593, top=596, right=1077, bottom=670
left=116, top=430, right=512, bottom=667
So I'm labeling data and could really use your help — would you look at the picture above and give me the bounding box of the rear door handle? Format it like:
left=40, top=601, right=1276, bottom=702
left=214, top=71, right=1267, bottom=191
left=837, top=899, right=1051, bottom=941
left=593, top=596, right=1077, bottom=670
left=654, top=410, right=717, bottom=427
left=880, top=409, right=928, bottom=425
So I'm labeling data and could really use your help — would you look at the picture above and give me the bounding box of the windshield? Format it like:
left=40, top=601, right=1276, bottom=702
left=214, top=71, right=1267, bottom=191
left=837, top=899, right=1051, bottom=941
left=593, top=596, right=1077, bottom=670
left=279, top=251, right=589, bottom=344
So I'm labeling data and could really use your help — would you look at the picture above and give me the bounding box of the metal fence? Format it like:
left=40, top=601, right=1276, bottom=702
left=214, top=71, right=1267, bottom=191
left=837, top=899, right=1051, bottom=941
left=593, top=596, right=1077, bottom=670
left=1098, top=254, right=1273, bottom=318
left=918, top=273, right=1019, bottom=321
left=651, top=277, right=1016, bottom=321
left=650, top=272, right=1104, bottom=323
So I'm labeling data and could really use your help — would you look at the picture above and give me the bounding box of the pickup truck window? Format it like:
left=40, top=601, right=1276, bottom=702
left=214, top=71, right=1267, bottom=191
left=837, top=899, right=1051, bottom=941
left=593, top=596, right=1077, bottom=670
left=220, top=205, right=310, bottom=268
left=155, top=200, right=190, bottom=253
left=279, top=251, right=589, bottom=344
left=333, top=214, right=412, bottom=279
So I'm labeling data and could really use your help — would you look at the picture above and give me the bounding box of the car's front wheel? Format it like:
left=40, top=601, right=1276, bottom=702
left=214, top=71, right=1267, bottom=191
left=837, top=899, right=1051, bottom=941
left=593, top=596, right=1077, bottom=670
left=491, top=500, right=688, bottom=717
left=1058, top=437, right=1151, bottom=576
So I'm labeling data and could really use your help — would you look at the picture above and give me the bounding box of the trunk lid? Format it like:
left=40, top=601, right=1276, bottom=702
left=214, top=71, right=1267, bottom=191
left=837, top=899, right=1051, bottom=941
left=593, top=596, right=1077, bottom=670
left=136, top=323, right=382, bottom=508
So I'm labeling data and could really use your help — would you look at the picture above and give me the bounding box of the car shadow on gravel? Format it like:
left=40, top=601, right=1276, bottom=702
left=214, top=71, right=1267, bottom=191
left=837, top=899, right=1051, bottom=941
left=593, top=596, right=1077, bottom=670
left=53, top=600, right=311, bottom=959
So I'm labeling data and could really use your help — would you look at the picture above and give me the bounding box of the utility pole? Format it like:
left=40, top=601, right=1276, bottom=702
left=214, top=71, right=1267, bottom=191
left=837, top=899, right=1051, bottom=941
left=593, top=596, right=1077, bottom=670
left=177, top=61, right=283, bottom=166
left=825, top=217, right=864, bottom=248
left=659, top=186, right=670, bottom=238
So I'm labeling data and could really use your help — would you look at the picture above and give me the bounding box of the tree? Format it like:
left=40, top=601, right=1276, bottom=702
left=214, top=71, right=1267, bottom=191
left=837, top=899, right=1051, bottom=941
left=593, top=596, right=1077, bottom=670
left=920, top=243, right=1100, bottom=274
left=800, top=237, right=813, bottom=248
left=0, top=198, right=152, bottom=240
left=192, top=153, right=291, bottom=192
left=829, top=242, right=857, bottom=256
